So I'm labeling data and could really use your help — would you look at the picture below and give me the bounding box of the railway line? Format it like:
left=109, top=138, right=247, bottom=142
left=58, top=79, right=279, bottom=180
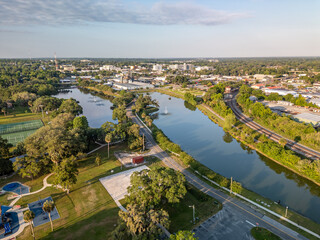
left=226, top=96, right=320, bottom=160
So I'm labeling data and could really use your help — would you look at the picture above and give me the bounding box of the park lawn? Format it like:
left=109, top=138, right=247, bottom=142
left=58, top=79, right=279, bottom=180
left=0, top=174, right=48, bottom=193
left=251, top=227, right=281, bottom=240
left=0, top=193, right=11, bottom=206
left=0, top=106, right=42, bottom=125
left=15, top=144, right=133, bottom=240
left=165, top=184, right=222, bottom=233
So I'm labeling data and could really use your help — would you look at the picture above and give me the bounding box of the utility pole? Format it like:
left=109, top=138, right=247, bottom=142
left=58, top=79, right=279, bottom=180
left=142, top=134, right=145, bottom=151
left=285, top=206, right=288, bottom=218
left=230, top=176, right=233, bottom=194
left=189, top=205, right=195, bottom=224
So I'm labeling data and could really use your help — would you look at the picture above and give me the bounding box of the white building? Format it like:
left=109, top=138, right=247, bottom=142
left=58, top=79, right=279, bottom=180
left=195, top=66, right=214, bottom=72
left=152, top=64, right=163, bottom=72
left=263, top=89, right=298, bottom=97
left=254, top=74, right=274, bottom=80
left=100, top=65, right=119, bottom=71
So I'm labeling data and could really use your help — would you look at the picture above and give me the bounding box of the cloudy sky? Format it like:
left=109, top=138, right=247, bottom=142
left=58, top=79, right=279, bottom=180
left=0, top=0, right=319, bottom=58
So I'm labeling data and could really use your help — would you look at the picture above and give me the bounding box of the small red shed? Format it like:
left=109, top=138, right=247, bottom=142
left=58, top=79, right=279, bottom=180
left=132, top=156, right=144, bottom=164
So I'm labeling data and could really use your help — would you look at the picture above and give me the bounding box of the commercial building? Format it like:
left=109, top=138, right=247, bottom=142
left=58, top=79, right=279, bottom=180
left=263, top=88, right=298, bottom=97
left=293, top=112, right=320, bottom=126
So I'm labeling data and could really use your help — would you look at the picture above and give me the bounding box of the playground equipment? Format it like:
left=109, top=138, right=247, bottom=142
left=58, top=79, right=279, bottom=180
left=4, top=222, right=12, bottom=235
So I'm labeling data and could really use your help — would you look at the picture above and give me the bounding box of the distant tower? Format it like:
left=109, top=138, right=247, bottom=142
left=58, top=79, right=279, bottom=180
left=54, top=52, right=58, bottom=71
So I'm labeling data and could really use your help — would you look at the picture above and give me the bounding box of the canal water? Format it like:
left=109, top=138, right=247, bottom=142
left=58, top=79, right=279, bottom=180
left=54, top=88, right=116, bottom=128
left=149, top=92, right=320, bottom=224
left=54, top=89, right=320, bottom=223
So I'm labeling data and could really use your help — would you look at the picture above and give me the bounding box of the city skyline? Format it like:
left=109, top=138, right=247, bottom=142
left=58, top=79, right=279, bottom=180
left=0, top=0, right=319, bottom=58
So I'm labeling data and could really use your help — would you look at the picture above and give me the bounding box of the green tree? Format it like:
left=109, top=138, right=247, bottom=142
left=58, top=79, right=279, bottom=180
left=126, top=167, right=187, bottom=206
left=224, top=114, right=236, bottom=130
left=105, top=133, right=113, bottom=159
left=59, top=98, right=83, bottom=115
left=0, top=136, right=13, bottom=176
left=119, top=204, right=170, bottom=239
left=145, top=115, right=153, bottom=127
left=14, top=156, right=41, bottom=180
left=53, top=156, right=78, bottom=194
left=24, top=210, right=35, bottom=240
left=73, top=116, right=89, bottom=130
left=42, top=200, right=55, bottom=231
left=127, top=124, right=143, bottom=149
left=170, top=230, right=198, bottom=240
left=112, top=105, right=127, bottom=123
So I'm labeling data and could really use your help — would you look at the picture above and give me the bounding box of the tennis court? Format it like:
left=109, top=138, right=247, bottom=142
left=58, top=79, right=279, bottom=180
left=0, top=120, right=44, bottom=145
left=0, top=120, right=43, bottom=135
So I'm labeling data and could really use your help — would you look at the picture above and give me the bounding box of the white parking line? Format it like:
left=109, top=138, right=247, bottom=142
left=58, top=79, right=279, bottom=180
left=246, top=220, right=256, bottom=227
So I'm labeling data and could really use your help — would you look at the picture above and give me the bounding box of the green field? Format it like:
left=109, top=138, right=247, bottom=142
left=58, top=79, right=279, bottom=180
left=0, top=119, right=43, bottom=145
left=0, top=106, right=42, bottom=125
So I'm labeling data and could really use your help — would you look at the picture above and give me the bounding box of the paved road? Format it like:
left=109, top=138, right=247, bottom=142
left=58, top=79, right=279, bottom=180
left=126, top=106, right=309, bottom=240
left=226, top=93, right=320, bottom=160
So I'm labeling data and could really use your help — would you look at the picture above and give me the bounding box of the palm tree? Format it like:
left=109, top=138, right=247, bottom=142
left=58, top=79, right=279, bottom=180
left=141, top=112, right=146, bottom=119
left=105, top=133, right=113, bottom=159
left=24, top=210, right=35, bottom=240
left=43, top=200, right=55, bottom=231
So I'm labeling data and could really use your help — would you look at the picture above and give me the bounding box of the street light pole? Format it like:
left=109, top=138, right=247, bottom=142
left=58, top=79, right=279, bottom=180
left=189, top=205, right=195, bottom=224
left=230, top=176, right=233, bottom=194
left=285, top=206, right=288, bottom=218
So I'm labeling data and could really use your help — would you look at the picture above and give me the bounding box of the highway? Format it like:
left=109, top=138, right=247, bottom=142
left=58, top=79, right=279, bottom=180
left=126, top=104, right=310, bottom=240
left=226, top=94, right=320, bottom=161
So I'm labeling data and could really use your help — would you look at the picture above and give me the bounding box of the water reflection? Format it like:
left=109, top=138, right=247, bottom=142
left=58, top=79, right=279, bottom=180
left=53, top=88, right=116, bottom=128
left=150, top=92, right=320, bottom=223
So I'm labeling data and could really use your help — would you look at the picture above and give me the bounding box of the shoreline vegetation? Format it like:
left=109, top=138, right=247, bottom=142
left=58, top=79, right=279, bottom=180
left=149, top=88, right=320, bottom=239
left=157, top=88, right=320, bottom=186
left=81, top=85, right=320, bottom=239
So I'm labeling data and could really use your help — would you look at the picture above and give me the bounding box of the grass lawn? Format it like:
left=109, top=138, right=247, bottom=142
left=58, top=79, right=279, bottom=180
left=165, top=184, right=222, bottom=233
left=0, top=193, right=11, bottom=206
left=15, top=144, right=130, bottom=240
left=0, top=174, right=48, bottom=193
left=0, top=106, right=42, bottom=125
left=251, top=227, right=281, bottom=240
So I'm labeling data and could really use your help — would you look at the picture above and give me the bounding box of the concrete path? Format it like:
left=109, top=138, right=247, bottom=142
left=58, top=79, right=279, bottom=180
left=128, top=105, right=317, bottom=240
left=9, top=173, right=54, bottom=207
left=0, top=174, right=54, bottom=240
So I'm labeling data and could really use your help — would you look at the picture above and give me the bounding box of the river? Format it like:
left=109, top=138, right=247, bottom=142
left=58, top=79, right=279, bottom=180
left=54, top=89, right=320, bottom=223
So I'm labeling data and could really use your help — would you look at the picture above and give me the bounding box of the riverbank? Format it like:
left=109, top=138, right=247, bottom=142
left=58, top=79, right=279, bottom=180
left=157, top=88, right=320, bottom=186
left=147, top=89, right=320, bottom=239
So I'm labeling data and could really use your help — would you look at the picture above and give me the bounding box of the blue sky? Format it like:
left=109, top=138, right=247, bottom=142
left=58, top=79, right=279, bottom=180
left=0, top=0, right=319, bottom=58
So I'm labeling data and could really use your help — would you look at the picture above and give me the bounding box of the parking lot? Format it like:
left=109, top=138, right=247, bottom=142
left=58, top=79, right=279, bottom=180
left=193, top=206, right=255, bottom=240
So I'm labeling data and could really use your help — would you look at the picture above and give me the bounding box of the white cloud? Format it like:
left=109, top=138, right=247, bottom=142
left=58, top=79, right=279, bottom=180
left=0, top=0, right=248, bottom=26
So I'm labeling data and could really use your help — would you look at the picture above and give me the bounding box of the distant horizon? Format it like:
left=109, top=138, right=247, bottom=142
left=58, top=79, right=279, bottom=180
left=1, top=0, right=319, bottom=58
left=1, top=55, right=320, bottom=60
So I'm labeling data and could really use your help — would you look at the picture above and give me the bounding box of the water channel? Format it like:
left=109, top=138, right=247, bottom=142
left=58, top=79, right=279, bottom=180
left=54, top=89, right=320, bottom=223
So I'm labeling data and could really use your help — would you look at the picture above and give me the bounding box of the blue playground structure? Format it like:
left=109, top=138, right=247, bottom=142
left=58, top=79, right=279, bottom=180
left=4, top=223, right=12, bottom=234
left=0, top=206, right=18, bottom=238
left=2, top=182, right=30, bottom=195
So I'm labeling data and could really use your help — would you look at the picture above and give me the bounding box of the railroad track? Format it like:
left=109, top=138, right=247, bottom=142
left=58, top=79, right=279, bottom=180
left=227, top=97, right=320, bottom=160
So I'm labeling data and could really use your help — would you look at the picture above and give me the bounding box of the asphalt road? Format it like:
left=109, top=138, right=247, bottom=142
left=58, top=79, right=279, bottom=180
left=226, top=93, right=320, bottom=160
left=126, top=106, right=309, bottom=240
